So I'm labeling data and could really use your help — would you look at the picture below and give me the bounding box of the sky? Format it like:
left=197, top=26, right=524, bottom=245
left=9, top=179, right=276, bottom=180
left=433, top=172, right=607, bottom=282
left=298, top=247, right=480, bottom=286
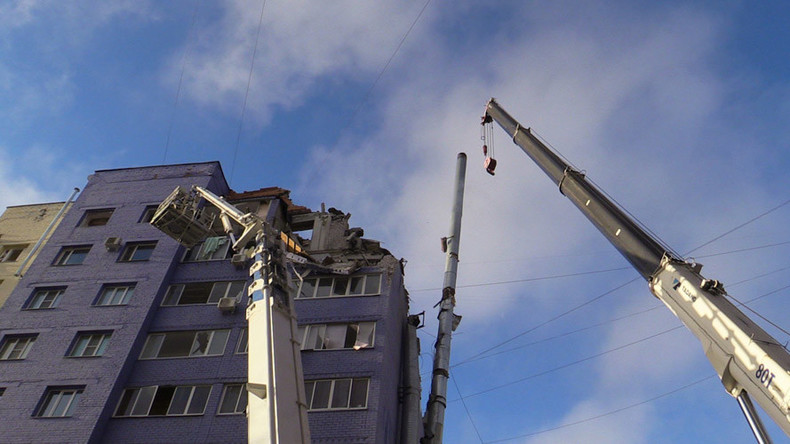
left=2, top=0, right=790, bottom=442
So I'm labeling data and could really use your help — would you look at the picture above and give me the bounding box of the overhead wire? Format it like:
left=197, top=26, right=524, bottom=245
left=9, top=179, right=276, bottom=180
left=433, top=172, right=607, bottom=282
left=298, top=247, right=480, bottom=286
left=300, top=0, right=433, bottom=193
left=446, top=197, right=790, bottom=376
left=229, top=0, right=267, bottom=186
left=163, top=0, right=202, bottom=163
left=481, top=374, right=716, bottom=443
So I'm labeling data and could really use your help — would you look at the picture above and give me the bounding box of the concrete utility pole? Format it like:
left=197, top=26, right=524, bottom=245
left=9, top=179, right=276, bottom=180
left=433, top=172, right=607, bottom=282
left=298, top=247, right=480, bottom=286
left=423, top=153, right=466, bottom=443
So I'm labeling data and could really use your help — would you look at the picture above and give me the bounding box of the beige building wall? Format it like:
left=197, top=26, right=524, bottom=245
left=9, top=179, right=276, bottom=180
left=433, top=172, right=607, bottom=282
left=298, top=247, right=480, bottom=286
left=0, top=202, right=70, bottom=308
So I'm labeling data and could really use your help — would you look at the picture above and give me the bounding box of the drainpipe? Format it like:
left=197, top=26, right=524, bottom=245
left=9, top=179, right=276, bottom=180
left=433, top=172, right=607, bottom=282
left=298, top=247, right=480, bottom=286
left=15, top=187, right=79, bottom=277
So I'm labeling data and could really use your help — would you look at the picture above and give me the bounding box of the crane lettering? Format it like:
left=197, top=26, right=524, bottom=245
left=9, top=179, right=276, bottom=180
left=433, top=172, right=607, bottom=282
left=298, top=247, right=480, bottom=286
left=756, top=364, right=776, bottom=389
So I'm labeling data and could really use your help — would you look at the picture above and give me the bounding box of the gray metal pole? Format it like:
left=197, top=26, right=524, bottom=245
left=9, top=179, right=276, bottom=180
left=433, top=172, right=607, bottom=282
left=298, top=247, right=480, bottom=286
left=423, top=153, right=467, bottom=443
left=737, top=391, right=773, bottom=444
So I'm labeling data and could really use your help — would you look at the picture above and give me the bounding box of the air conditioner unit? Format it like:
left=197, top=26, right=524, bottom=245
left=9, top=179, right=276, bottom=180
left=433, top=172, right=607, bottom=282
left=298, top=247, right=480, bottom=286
left=231, top=253, right=247, bottom=268
left=217, top=297, right=237, bottom=313
left=105, top=237, right=122, bottom=251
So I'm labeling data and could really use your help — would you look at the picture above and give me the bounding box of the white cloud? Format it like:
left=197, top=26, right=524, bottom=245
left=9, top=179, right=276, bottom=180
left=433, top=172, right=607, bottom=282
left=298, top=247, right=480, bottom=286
left=174, top=0, right=433, bottom=121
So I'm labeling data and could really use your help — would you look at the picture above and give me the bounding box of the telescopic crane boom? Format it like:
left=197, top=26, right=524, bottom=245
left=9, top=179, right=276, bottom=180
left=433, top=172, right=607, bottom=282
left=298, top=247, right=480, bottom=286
left=483, top=98, right=790, bottom=442
left=150, top=185, right=310, bottom=444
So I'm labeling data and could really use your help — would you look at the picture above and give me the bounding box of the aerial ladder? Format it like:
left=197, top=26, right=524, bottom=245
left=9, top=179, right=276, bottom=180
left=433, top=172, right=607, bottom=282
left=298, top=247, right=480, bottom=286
left=150, top=185, right=310, bottom=444
left=482, top=98, right=790, bottom=443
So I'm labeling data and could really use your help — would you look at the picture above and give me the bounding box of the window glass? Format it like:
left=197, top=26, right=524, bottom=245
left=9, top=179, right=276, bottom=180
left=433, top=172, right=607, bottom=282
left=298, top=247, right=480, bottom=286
left=207, top=330, right=229, bottom=356
left=330, top=379, right=351, bottom=409
left=186, top=386, right=211, bottom=415
left=332, top=277, right=349, bottom=296
left=349, top=276, right=365, bottom=295
left=167, top=386, right=192, bottom=415
left=120, top=242, right=156, bottom=262
left=27, top=288, right=65, bottom=309
left=54, top=246, right=90, bottom=266
left=236, top=328, right=248, bottom=354
left=322, top=325, right=347, bottom=349
left=38, top=388, right=83, bottom=417
left=304, top=381, right=314, bottom=408
left=130, top=387, right=156, bottom=416
left=69, top=332, right=111, bottom=357
left=349, top=379, right=369, bottom=408
left=96, top=284, right=135, bottom=306
left=0, top=335, right=37, bottom=360
left=0, top=245, right=27, bottom=262
left=140, top=330, right=228, bottom=359
left=316, top=278, right=332, bottom=297
left=79, top=209, right=114, bottom=227
left=158, top=331, right=195, bottom=358
left=311, top=380, right=331, bottom=409
left=364, top=275, right=381, bottom=295
left=299, top=278, right=316, bottom=298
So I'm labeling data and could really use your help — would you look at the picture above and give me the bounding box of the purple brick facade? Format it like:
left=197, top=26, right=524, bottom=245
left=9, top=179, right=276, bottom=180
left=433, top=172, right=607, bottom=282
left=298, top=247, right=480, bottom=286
left=0, top=162, right=414, bottom=443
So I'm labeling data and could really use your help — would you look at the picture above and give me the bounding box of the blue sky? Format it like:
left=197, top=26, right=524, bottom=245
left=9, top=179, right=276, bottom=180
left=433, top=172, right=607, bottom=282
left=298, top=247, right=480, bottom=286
left=3, top=1, right=790, bottom=442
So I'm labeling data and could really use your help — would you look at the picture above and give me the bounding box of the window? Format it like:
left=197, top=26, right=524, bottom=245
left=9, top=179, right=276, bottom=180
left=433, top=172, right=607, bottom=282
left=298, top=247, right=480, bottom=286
left=297, top=321, right=375, bottom=350
left=25, top=287, right=66, bottom=310
left=139, top=205, right=159, bottom=223
left=119, top=242, right=156, bottom=262
left=139, top=329, right=230, bottom=359
left=0, top=335, right=37, bottom=360
left=68, top=332, right=111, bottom=357
left=36, top=387, right=84, bottom=417
left=53, top=246, right=90, bottom=266
left=304, top=378, right=369, bottom=411
left=296, top=274, right=381, bottom=299
left=236, top=328, right=248, bottom=354
left=0, top=244, right=27, bottom=262
left=183, top=237, right=231, bottom=262
left=162, top=281, right=245, bottom=306
left=218, top=384, right=247, bottom=415
left=79, top=209, right=114, bottom=227
left=95, top=284, right=135, bottom=306
left=114, top=385, right=211, bottom=417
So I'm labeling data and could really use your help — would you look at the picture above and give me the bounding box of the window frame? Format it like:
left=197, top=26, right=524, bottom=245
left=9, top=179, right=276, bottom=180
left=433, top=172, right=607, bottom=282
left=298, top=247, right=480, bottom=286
left=36, top=386, right=85, bottom=418
left=139, top=205, right=159, bottom=224
left=236, top=328, right=248, bottom=354
left=114, top=384, right=212, bottom=417
left=67, top=332, right=112, bottom=358
left=94, top=284, right=135, bottom=306
left=297, top=321, right=376, bottom=351
left=0, top=244, right=27, bottom=262
left=53, top=246, right=91, bottom=266
left=78, top=208, right=114, bottom=227
left=182, top=237, right=232, bottom=262
left=118, top=241, right=157, bottom=262
left=303, top=378, right=369, bottom=411
left=0, top=334, right=37, bottom=360
left=25, top=287, right=66, bottom=310
left=217, top=383, right=247, bottom=415
left=161, top=281, right=246, bottom=306
left=139, top=329, right=230, bottom=360
left=295, top=274, right=382, bottom=299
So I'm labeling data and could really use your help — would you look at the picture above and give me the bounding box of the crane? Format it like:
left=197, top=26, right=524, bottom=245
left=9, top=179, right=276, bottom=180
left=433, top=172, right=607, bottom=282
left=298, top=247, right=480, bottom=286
left=150, top=185, right=310, bottom=444
left=483, top=98, right=790, bottom=443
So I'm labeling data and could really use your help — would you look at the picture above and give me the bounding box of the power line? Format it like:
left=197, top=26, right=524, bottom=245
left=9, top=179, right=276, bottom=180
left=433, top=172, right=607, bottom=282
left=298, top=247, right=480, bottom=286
left=684, top=198, right=790, bottom=256
left=163, top=0, right=202, bottom=163
left=452, top=376, right=484, bottom=443
left=229, top=0, right=267, bottom=186
left=451, top=325, right=684, bottom=401
left=453, top=277, right=641, bottom=366
left=482, top=375, right=716, bottom=443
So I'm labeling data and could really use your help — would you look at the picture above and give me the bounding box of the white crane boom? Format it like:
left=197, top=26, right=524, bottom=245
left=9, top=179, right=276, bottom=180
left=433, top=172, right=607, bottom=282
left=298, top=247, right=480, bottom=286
left=483, top=98, right=790, bottom=442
